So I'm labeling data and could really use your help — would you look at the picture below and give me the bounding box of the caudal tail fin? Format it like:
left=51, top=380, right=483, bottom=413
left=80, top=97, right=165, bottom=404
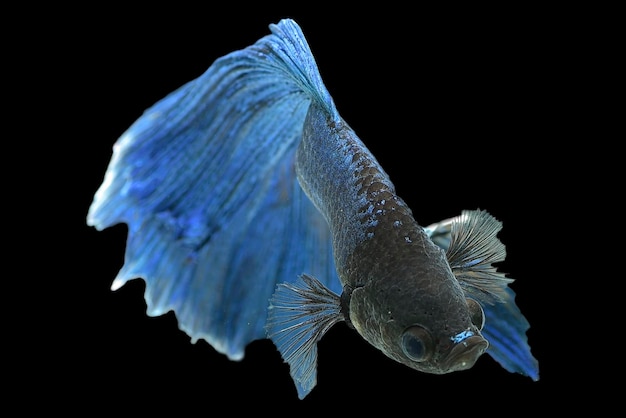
left=87, top=19, right=340, bottom=361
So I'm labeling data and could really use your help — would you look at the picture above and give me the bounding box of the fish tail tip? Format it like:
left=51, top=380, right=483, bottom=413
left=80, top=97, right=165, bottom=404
left=111, top=277, right=126, bottom=291
left=85, top=210, right=99, bottom=229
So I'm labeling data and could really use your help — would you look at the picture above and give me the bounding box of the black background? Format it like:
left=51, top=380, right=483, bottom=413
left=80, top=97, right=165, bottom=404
left=35, top=4, right=596, bottom=414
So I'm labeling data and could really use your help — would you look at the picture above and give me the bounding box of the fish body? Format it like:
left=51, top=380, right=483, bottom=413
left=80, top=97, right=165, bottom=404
left=295, top=103, right=488, bottom=375
left=88, top=19, right=538, bottom=399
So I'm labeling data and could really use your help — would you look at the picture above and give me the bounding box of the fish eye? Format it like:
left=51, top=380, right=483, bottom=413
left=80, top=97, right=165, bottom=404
left=401, top=326, right=433, bottom=362
left=466, top=298, right=485, bottom=331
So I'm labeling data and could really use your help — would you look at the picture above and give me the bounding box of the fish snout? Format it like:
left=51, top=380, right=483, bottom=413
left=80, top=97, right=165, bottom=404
left=443, top=335, right=489, bottom=372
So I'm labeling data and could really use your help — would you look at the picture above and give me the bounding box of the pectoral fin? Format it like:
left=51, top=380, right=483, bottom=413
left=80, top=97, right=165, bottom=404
left=445, top=209, right=513, bottom=303
left=266, top=274, right=344, bottom=399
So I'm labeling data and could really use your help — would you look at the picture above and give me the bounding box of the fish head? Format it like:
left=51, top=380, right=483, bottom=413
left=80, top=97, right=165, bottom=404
left=397, top=297, right=489, bottom=374
left=347, top=263, right=489, bottom=375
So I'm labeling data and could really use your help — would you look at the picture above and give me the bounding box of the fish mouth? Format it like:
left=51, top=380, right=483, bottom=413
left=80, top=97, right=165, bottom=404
left=442, top=335, right=489, bottom=372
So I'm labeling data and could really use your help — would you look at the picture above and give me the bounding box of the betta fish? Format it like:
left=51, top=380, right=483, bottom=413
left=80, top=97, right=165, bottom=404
left=87, top=18, right=539, bottom=399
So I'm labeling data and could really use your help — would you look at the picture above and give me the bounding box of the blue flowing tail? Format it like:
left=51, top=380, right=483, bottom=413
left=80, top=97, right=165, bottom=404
left=87, top=19, right=341, bottom=360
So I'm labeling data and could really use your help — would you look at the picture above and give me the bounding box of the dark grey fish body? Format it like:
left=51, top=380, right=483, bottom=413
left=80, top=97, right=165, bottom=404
left=296, top=102, right=488, bottom=374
